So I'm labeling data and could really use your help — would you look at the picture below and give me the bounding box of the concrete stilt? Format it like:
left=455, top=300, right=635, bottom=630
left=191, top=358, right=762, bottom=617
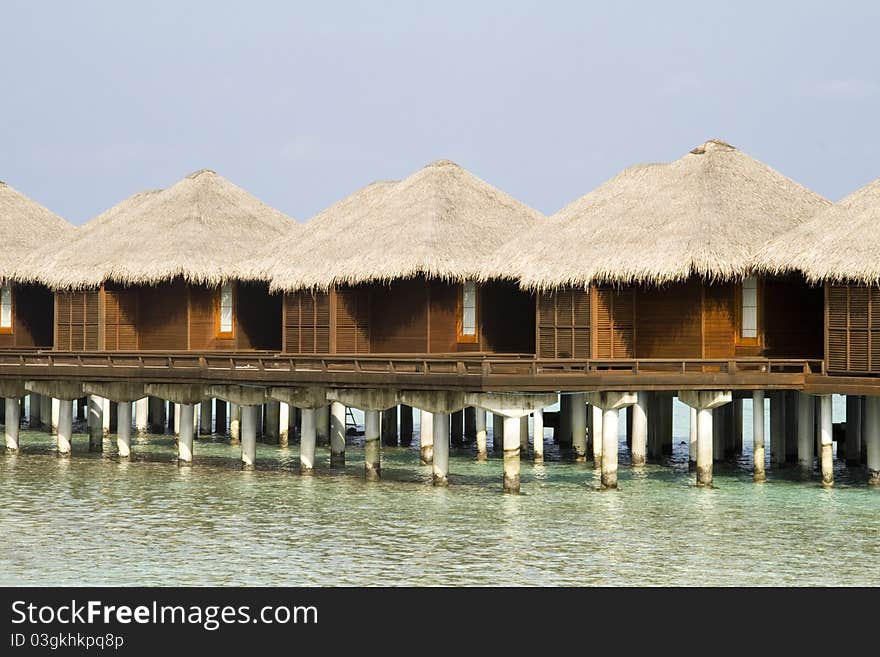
left=316, top=404, right=330, bottom=446
left=364, top=409, right=381, bottom=481
left=770, top=392, right=786, bottom=467
left=135, top=397, right=148, bottom=434
left=753, top=391, right=766, bottom=482
left=229, top=403, right=241, bottom=445
left=419, top=409, right=433, bottom=465
left=28, top=393, right=40, bottom=429
left=5, top=398, right=20, bottom=451
left=570, top=392, right=587, bottom=461
left=450, top=409, right=464, bottom=447
left=103, top=398, right=111, bottom=435
left=300, top=408, right=316, bottom=473
left=56, top=400, right=73, bottom=456
left=264, top=400, right=280, bottom=444
left=51, top=398, right=60, bottom=435
left=591, top=405, right=603, bottom=465
left=199, top=399, right=213, bottom=436
left=464, top=407, right=476, bottom=444
left=697, top=408, right=713, bottom=486
left=148, top=396, right=165, bottom=433
left=797, top=392, right=814, bottom=472
left=240, top=405, right=257, bottom=470
left=558, top=394, right=572, bottom=447
left=631, top=392, right=647, bottom=466
left=88, top=395, right=104, bottom=452
left=819, top=395, right=833, bottom=487
left=845, top=395, right=862, bottom=466
left=117, top=401, right=132, bottom=458
left=178, top=404, right=194, bottom=465
left=399, top=404, right=414, bottom=446
left=601, top=408, right=619, bottom=488
left=519, top=415, right=529, bottom=456
left=689, top=406, right=698, bottom=466
left=492, top=413, right=504, bottom=451
left=279, top=402, right=290, bottom=447
left=173, top=403, right=181, bottom=436
left=215, top=400, right=228, bottom=436
left=533, top=408, right=544, bottom=462
left=432, top=412, right=450, bottom=486
left=503, top=415, right=521, bottom=493
left=381, top=405, right=398, bottom=447
left=475, top=408, right=488, bottom=461
left=865, top=396, right=880, bottom=485
left=330, top=401, right=346, bottom=467
left=39, top=395, right=50, bottom=431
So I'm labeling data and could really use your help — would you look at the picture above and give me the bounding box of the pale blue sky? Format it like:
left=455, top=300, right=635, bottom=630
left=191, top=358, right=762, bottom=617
left=2, top=1, right=878, bottom=224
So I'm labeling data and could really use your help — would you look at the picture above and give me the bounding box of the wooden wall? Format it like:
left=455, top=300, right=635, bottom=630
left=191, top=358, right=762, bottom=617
left=702, top=283, right=736, bottom=358
left=371, top=279, right=427, bottom=353
left=827, top=283, right=880, bottom=373
left=635, top=279, right=701, bottom=358
left=0, top=283, right=55, bottom=348
left=138, top=280, right=189, bottom=350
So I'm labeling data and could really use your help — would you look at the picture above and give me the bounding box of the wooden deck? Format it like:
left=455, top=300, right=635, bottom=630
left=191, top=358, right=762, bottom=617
left=0, top=350, right=861, bottom=393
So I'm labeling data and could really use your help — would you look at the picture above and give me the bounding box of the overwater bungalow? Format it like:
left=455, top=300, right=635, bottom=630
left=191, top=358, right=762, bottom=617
left=757, top=176, right=880, bottom=376
left=264, top=160, right=544, bottom=356
left=36, top=170, right=295, bottom=352
left=494, top=139, right=830, bottom=363
left=0, top=180, right=73, bottom=349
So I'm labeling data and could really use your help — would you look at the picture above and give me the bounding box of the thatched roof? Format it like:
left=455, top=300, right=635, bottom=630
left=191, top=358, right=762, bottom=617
left=496, top=139, right=830, bottom=290
left=36, top=170, right=296, bottom=290
left=266, top=160, right=545, bottom=291
left=0, top=180, right=73, bottom=283
left=756, top=177, right=880, bottom=284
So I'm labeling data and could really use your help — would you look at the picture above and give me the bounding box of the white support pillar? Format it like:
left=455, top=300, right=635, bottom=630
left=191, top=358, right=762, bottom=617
left=697, top=407, right=713, bottom=486
left=570, top=393, right=587, bottom=461
left=330, top=401, right=346, bottom=468
left=178, top=403, right=194, bottom=465
left=279, top=402, right=290, bottom=447
left=229, top=402, right=241, bottom=445
left=300, top=408, right=316, bottom=473
left=56, top=400, right=73, bottom=456
left=88, top=395, right=104, bottom=452
left=631, top=392, right=647, bottom=466
left=199, top=399, right=213, bottom=436
left=797, top=392, right=814, bottom=472
left=519, top=415, right=529, bottom=454
left=419, top=409, right=434, bottom=465
left=364, top=409, right=381, bottom=481
left=601, top=408, right=619, bottom=488
left=173, top=403, right=181, bottom=436
left=51, top=397, right=60, bottom=435
left=819, top=395, right=833, bottom=487
left=432, top=411, right=450, bottom=486
left=135, top=397, right=148, bottom=434
left=591, top=405, right=603, bottom=465
left=865, top=396, right=880, bottom=485
left=689, top=406, right=698, bottom=466
left=102, top=397, right=111, bottom=435
left=532, top=408, right=544, bottom=462
left=240, top=405, right=257, bottom=470
left=5, top=398, right=20, bottom=451
left=475, top=409, right=488, bottom=461
left=753, top=391, right=765, bottom=482
left=117, top=401, right=132, bottom=458
left=502, top=415, right=521, bottom=493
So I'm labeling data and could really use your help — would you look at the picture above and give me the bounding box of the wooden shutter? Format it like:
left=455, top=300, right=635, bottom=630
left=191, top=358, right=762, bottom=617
left=536, top=288, right=590, bottom=359
left=104, top=288, right=138, bottom=350
left=284, top=291, right=331, bottom=353
left=827, top=284, right=847, bottom=372
left=55, top=290, right=100, bottom=351
left=596, top=286, right=635, bottom=359
left=336, top=288, right=370, bottom=353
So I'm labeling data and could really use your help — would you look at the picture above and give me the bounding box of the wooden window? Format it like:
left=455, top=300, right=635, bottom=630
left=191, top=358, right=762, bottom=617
left=537, top=288, right=591, bottom=359
left=284, top=291, right=330, bottom=353
left=55, top=291, right=100, bottom=351
left=215, top=282, right=234, bottom=338
left=0, top=284, right=12, bottom=333
left=456, top=281, right=478, bottom=343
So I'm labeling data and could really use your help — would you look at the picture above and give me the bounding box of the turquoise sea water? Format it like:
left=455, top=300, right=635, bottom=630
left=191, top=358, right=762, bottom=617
left=2, top=396, right=878, bottom=586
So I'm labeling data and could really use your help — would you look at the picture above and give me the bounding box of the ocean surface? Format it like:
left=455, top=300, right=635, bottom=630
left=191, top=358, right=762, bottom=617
left=2, top=396, right=878, bottom=586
